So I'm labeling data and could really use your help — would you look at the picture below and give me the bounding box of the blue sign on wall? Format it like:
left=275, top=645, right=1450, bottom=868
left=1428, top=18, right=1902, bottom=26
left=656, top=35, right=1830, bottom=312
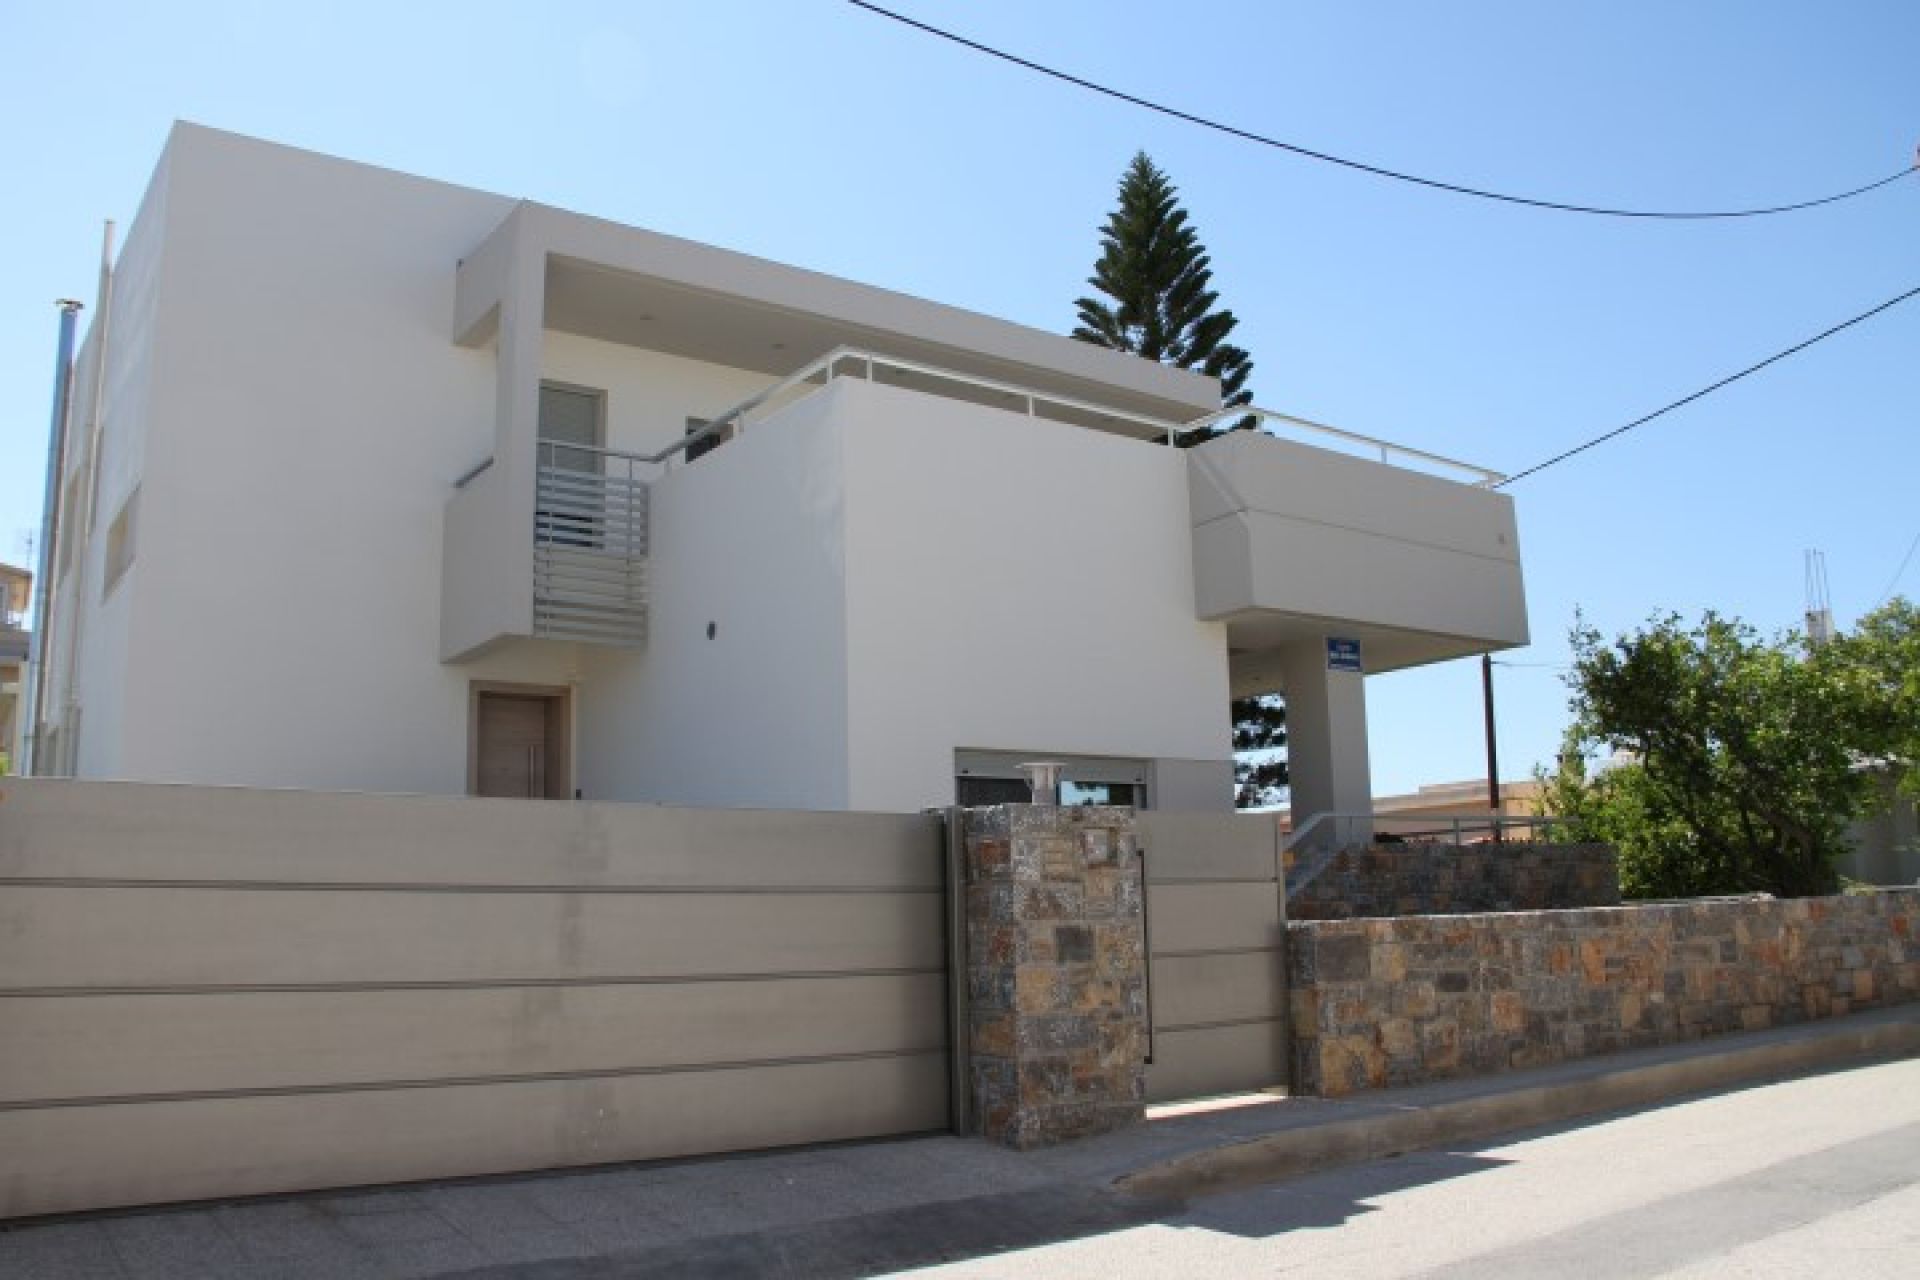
left=1326, top=637, right=1363, bottom=673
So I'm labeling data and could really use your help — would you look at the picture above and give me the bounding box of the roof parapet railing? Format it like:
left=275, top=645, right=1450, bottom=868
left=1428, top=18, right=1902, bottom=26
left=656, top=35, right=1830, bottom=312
left=1172, top=405, right=1508, bottom=488
left=513, top=342, right=1506, bottom=487
left=666, top=344, right=1188, bottom=466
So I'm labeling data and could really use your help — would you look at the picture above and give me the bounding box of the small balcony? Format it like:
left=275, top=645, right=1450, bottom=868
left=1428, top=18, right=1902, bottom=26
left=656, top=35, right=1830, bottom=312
left=531, top=442, right=649, bottom=646
left=441, top=337, right=1524, bottom=672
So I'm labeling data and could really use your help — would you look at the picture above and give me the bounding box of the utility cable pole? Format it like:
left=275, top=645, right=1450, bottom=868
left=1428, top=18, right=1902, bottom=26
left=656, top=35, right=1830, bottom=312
left=1482, top=653, right=1502, bottom=842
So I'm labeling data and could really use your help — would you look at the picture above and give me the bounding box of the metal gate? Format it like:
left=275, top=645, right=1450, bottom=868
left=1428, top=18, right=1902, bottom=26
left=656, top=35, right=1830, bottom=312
left=0, top=781, right=949, bottom=1219
left=1137, top=811, right=1290, bottom=1102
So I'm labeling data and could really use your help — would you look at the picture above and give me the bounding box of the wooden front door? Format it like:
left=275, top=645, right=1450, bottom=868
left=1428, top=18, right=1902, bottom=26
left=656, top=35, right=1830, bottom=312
left=472, top=688, right=569, bottom=799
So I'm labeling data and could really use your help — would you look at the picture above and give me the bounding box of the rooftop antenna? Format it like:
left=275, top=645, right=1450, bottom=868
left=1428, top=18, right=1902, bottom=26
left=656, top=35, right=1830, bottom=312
left=1804, top=549, right=1834, bottom=647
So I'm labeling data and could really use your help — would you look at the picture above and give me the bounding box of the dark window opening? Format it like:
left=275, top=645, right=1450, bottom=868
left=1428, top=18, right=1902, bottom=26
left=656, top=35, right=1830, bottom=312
left=685, top=417, right=719, bottom=463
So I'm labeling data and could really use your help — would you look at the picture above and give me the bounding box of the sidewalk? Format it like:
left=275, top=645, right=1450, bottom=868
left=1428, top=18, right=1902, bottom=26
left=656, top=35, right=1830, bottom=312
left=4, top=1005, right=1915, bottom=1280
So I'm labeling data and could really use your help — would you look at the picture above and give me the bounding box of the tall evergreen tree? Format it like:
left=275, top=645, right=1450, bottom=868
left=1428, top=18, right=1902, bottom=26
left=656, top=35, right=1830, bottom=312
left=1073, top=152, right=1283, bottom=807
left=1073, top=151, right=1255, bottom=434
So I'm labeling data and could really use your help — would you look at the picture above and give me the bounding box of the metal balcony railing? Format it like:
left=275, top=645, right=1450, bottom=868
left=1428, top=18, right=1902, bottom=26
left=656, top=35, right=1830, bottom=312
left=1282, top=810, right=1568, bottom=899
left=671, top=345, right=1505, bottom=488
left=533, top=440, right=649, bottom=647
left=453, top=346, right=1505, bottom=652
left=1173, top=407, right=1506, bottom=488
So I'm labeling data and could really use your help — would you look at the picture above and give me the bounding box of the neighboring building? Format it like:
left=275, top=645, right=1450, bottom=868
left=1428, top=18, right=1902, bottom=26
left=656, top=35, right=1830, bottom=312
left=0, top=563, right=29, bottom=768
left=31, top=124, right=1528, bottom=816
left=1275, top=777, right=1549, bottom=843
left=1373, top=777, right=1549, bottom=827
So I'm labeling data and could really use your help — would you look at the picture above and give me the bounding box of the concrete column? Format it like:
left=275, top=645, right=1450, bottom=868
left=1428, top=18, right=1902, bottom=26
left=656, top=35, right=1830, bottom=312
left=1279, top=639, right=1374, bottom=845
left=963, top=805, right=1146, bottom=1149
left=494, top=212, right=546, bottom=637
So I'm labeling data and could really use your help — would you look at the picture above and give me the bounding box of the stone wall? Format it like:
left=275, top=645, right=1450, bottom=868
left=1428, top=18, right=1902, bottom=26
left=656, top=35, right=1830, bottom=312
left=1289, top=889, right=1920, bottom=1097
left=964, top=805, right=1147, bottom=1148
left=1286, top=842, right=1620, bottom=920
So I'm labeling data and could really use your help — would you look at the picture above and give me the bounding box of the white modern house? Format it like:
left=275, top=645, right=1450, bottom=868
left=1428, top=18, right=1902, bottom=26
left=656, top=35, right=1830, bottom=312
left=29, top=124, right=1529, bottom=819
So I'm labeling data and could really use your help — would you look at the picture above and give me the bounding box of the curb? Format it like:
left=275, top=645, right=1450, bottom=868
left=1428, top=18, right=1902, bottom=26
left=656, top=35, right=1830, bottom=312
left=1115, top=1013, right=1920, bottom=1201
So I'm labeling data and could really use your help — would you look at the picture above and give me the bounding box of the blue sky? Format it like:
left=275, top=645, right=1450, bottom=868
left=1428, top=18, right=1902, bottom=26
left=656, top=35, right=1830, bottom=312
left=2, top=1, right=1915, bottom=796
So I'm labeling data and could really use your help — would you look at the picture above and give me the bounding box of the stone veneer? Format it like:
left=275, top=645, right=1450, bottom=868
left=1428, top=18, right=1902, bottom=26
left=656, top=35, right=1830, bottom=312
left=963, top=805, right=1147, bottom=1149
left=1286, top=842, right=1620, bottom=920
left=1290, top=888, right=1920, bottom=1097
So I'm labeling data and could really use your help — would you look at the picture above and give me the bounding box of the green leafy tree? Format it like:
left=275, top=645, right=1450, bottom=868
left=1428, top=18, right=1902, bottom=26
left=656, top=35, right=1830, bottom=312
left=1073, top=151, right=1280, bottom=806
left=1827, top=597, right=1920, bottom=794
left=1543, top=612, right=1879, bottom=898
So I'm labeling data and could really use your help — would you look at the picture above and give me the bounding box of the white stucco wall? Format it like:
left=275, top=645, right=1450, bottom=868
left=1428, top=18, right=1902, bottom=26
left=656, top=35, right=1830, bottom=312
left=74, top=125, right=1221, bottom=804
left=540, top=333, right=774, bottom=459
left=53, top=125, right=1477, bottom=814
left=88, top=123, right=581, bottom=791
left=1189, top=431, right=1529, bottom=652
left=570, top=377, right=1233, bottom=814
left=835, top=379, right=1233, bottom=812
left=574, top=389, right=852, bottom=810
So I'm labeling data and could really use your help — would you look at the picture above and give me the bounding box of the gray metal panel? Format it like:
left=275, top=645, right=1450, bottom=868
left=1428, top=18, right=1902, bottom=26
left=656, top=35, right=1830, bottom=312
left=1145, top=883, right=1284, bottom=955
left=1139, top=811, right=1280, bottom=883
left=1150, top=951, right=1285, bottom=1031
left=0, top=975, right=945, bottom=1105
left=0, top=1054, right=949, bottom=1220
left=0, top=780, right=943, bottom=889
left=1139, top=809, right=1289, bottom=1101
left=0, top=781, right=952, bottom=1219
left=1146, top=1022, right=1288, bottom=1103
left=1148, top=758, right=1236, bottom=812
left=0, top=887, right=943, bottom=989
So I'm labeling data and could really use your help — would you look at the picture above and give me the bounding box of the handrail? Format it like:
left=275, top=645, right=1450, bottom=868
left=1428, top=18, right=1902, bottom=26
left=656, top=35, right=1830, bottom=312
left=1281, top=810, right=1341, bottom=855
left=1282, top=817, right=1566, bottom=855
left=1283, top=809, right=1568, bottom=900
left=470, top=343, right=1507, bottom=487
left=452, top=456, right=494, bottom=489
left=1175, top=406, right=1507, bottom=488
left=689, top=344, right=1188, bottom=457
left=534, top=440, right=660, bottom=462
left=1284, top=810, right=1565, bottom=853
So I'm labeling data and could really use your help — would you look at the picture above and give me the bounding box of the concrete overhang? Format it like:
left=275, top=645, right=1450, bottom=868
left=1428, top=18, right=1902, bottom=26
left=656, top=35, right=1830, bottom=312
left=1222, top=611, right=1507, bottom=696
left=1188, top=430, right=1530, bottom=692
left=456, top=202, right=1220, bottom=431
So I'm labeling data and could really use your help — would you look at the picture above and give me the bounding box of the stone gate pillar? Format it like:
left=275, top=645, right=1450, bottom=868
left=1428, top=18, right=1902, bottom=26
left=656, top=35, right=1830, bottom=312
left=962, top=804, right=1147, bottom=1149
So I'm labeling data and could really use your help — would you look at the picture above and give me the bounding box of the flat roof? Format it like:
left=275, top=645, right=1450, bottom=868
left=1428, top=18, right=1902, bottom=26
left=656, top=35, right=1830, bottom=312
left=166, top=125, right=1224, bottom=426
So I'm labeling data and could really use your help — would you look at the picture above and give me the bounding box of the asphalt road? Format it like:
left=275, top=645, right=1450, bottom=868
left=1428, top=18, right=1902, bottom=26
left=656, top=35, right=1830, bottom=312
left=914, top=1056, right=1920, bottom=1279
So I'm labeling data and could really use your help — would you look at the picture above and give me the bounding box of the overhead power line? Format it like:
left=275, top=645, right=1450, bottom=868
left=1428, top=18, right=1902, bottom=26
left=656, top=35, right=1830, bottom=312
left=1498, top=284, right=1920, bottom=487
left=848, top=1, right=1915, bottom=219
left=1872, top=529, right=1920, bottom=609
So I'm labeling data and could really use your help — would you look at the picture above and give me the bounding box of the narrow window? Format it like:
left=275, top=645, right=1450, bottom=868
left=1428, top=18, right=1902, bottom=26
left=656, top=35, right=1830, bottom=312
left=536, top=383, right=606, bottom=549
left=102, top=487, right=139, bottom=598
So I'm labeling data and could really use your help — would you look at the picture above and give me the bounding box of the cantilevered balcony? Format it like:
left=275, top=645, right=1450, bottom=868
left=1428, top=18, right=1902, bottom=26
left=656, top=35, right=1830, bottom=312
left=531, top=442, right=650, bottom=646
left=1183, top=410, right=1527, bottom=694
left=441, top=331, right=1525, bottom=672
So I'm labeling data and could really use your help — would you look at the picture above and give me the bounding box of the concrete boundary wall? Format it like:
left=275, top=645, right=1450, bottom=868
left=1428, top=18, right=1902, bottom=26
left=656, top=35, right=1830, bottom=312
left=0, top=780, right=948, bottom=1219
left=1289, top=889, right=1920, bottom=1097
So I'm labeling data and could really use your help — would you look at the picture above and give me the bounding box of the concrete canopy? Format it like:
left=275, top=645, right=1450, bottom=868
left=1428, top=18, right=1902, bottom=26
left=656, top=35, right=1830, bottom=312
left=457, top=202, right=1221, bottom=436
